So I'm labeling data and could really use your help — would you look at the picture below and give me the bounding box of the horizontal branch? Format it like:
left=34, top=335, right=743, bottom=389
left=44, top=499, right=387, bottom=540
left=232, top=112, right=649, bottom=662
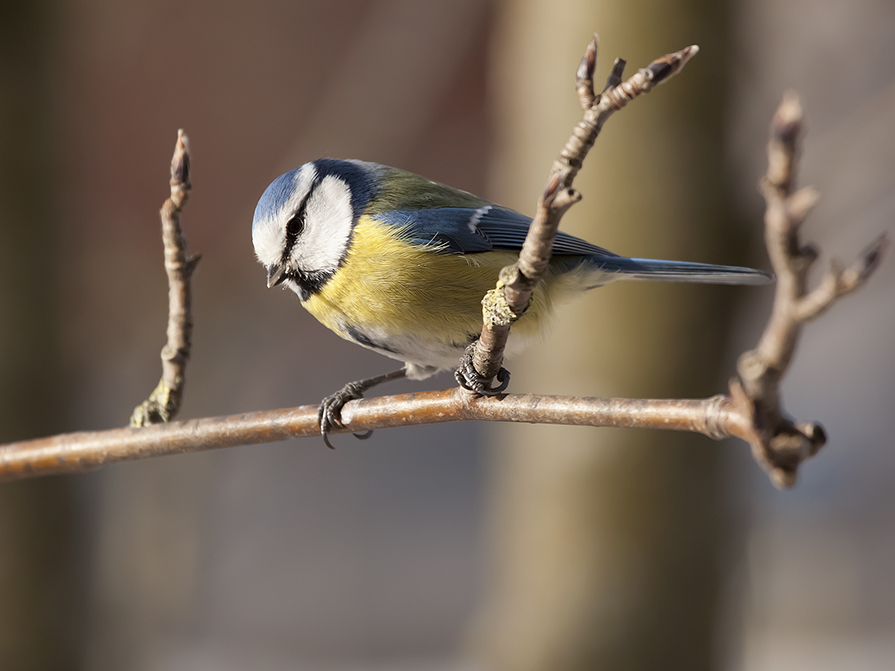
left=0, top=390, right=743, bottom=482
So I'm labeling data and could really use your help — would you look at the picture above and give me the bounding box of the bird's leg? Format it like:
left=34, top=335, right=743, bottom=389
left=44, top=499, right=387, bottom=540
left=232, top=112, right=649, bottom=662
left=454, top=341, right=511, bottom=396
left=318, top=368, right=407, bottom=448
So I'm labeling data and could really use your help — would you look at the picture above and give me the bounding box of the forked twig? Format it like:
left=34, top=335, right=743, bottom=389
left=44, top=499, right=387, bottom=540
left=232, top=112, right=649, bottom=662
left=728, top=93, right=889, bottom=487
left=461, top=36, right=699, bottom=391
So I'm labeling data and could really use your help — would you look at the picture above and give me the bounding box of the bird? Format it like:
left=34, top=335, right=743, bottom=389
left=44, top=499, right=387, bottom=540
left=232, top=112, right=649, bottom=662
left=252, top=158, right=772, bottom=445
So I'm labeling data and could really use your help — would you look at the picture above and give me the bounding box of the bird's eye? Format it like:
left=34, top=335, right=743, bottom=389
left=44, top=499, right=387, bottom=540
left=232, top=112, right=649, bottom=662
left=286, top=213, right=304, bottom=239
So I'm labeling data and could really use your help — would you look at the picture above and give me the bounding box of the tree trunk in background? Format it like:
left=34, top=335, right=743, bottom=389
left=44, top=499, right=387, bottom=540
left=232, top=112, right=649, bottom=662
left=0, top=2, right=82, bottom=669
left=478, top=0, right=742, bottom=669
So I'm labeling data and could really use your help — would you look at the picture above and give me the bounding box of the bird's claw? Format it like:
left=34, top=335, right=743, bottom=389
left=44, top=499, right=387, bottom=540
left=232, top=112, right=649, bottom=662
left=318, top=381, right=373, bottom=449
left=454, top=343, right=511, bottom=396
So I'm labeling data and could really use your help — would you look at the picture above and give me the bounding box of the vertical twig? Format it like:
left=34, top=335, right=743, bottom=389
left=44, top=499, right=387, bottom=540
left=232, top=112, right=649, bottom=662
left=130, top=130, right=200, bottom=426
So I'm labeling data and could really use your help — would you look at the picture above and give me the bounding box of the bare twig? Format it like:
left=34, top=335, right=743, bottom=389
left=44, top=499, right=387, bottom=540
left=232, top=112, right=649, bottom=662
left=130, top=130, right=200, bottom=426
left=729, top=93, right=889, bottom=487
left=463, top=37, right=699, bottom=389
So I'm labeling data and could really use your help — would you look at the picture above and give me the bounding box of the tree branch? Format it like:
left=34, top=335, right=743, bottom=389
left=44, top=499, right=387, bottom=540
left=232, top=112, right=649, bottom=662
left=1, top=391, right=738, bottom=481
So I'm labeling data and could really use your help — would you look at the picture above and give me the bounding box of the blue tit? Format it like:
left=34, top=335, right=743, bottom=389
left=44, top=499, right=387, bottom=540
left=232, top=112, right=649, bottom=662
left=252, top=159, right=771, bottom=441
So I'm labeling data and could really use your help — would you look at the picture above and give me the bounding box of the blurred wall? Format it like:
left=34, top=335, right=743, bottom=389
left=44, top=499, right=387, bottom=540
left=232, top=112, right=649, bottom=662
left=0, top=1, right=84, bottom=669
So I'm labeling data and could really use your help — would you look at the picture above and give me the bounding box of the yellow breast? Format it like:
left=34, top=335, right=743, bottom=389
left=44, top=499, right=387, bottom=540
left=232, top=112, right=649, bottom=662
left=302, top=216, right=594, bottom=360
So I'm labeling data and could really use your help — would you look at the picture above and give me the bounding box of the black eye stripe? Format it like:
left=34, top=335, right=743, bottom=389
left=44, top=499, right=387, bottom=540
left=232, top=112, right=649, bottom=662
left=281, top=173, right=322, bottom=261
left=285, top=212, right=304, bottom=243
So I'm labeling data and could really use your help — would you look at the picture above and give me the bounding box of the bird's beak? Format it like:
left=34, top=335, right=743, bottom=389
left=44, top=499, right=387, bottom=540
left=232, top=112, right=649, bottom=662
left=267, top=264, right=287, bottom=288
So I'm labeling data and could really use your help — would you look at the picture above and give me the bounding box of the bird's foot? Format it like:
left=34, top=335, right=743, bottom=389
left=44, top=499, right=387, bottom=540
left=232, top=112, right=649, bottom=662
left=317, top=369, right=407, bottom=448
left=454, top=342, right=511, bottom=396
left=318, top=382, right=373, bottom=449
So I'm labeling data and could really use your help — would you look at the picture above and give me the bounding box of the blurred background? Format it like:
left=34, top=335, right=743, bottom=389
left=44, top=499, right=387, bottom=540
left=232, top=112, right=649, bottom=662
left=0, top=0, right=892, bottom=669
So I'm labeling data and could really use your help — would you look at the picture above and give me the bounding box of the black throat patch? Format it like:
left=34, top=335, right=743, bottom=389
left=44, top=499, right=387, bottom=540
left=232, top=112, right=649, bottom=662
left=287, top=268, right=334, bottom=301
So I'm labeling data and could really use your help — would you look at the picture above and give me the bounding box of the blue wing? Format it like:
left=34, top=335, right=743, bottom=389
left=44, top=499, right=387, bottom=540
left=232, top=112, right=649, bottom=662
left=370, top=206, right=773, bottom=285
left=372, top=206, right=618, bottom=257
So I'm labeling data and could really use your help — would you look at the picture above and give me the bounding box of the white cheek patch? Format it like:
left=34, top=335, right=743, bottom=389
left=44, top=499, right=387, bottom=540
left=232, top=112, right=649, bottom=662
left=292, top=174, right=354, bottom=273
left=251, top=164, right=318, bottom=267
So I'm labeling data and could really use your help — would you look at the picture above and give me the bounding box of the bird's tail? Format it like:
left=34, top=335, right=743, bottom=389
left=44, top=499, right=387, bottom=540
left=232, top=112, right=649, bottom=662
left=592, top=256, right=773, bottom=285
